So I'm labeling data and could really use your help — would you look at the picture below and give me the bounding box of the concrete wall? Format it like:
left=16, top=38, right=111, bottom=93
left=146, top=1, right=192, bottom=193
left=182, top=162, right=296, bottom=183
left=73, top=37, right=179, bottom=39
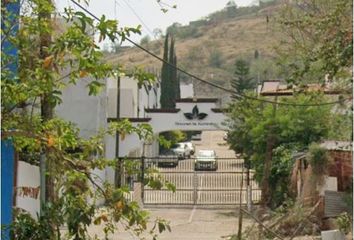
left=147, top=101, right=227, bottom=133
left=56, top=78, right=107, bottom=138
left=56, top=78, right=107, bottom=205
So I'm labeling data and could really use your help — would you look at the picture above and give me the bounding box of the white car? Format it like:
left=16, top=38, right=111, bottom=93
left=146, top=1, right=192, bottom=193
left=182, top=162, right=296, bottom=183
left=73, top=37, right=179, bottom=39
left=180, top=141, right=195, bottom=155
left=170, top=143, right=192, bottom=159
left=194, top=150, right=218, bottom=171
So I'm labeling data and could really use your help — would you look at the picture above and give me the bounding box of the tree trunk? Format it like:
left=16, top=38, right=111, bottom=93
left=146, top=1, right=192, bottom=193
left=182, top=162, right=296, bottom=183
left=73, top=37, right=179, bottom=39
left=260, top=100, right=277, bottom=207
left=39, top=0, right=54, bottom=203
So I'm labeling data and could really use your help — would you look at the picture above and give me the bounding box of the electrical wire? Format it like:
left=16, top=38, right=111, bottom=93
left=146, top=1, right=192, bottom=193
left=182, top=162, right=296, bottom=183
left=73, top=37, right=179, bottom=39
left=119, top=0, right=156, bottom=39
left=70, top=0, right=352, bottom=107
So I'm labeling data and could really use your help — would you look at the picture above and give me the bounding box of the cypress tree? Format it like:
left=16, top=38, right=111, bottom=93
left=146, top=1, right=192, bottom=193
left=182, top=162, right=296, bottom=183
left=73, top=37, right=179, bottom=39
left=169, top=37, right=178, bottom=106
left=231, top=59, right=254, bottom=99
left=174, top=55, right=180, bottom=99
left=160, top=34, right=172, bottom=108
left=160, top=34, right=179, bottom=108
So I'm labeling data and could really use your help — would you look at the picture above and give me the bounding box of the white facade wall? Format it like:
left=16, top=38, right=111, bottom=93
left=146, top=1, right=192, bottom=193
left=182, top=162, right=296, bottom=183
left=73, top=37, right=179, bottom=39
left=56, top=78, right=107, bottom=205
left=180, top=83, right=194, bottom=98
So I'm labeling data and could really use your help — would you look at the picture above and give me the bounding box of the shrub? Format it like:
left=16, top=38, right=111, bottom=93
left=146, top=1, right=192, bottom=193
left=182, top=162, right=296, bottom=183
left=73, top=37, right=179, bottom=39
left=336, top=212, right=352, bottom=234
left=307, top=143, right=328, bottom=176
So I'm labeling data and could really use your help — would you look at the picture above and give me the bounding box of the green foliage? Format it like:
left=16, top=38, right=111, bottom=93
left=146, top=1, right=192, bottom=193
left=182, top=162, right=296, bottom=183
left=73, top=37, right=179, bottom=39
left=226, top=93, right=333, bottom=207
left=336, top=212, right=352, bottom=234
left=140, top=35, right=151, bottom=46
left=208, top=49, right=223, bottom=68
left=166, top=22, right=182, bottom=36
left=159, top=34, right=178, bottom=108
left=159, top=130, right=186, bottom=152
left=2, top=0, right=173, bottom=239
left=231, top=59, right=255, bottom=98
left=277, top=0, right=353, bottom=84
left=328, top=109, right=353, bottom=141
left=307, top=143, right=328, bottom=176
left=249, top=58, right=282, bottom=83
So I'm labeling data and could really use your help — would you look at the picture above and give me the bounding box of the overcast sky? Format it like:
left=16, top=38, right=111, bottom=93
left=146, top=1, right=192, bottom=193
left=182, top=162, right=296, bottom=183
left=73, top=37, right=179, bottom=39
left=55, top=0, right=256, bottom=46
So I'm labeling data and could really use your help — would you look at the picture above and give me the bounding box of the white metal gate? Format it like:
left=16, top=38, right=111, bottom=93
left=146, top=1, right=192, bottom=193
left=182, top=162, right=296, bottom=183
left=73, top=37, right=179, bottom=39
left=143, top=158, right=261, bottom=205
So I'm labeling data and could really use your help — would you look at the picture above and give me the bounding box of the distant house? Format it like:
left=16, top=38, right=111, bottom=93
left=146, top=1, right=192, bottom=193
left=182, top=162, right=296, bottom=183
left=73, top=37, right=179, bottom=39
left=259, top=80, right=342, bottom=96
left=290, top=141, right=352, bottom=221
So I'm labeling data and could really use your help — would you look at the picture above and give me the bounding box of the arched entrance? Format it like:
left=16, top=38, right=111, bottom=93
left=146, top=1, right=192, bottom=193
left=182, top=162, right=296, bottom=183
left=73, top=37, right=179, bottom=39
left=113, top=98, right=228, bottom=158
left=105, top=98, right=261, bottom=206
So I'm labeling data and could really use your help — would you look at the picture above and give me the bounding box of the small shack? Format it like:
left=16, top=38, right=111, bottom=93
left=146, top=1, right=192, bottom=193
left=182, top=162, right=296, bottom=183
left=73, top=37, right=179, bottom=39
left=290, top=141, right=352, bottom=224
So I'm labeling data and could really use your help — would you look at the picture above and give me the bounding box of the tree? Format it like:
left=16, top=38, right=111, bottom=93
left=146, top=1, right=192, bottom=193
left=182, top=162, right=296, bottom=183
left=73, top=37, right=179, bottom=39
left=226, top=94, right=334, bottom=207
left=160, top=33, right=172, bottom=108
left=140, top=35, right=151, bottom=46
left=2, top=1, right=172, bottom=239
left=208, top=49, right=223, bottom=68
left=169, top=36, right=179, bottom=101
left=159, top=34, right=178, bottom=108
left=277, top=0, right=353, bottom=85
left=152, top=28, right=163, bottom=39
left=231, top=59, right=255, bottom=98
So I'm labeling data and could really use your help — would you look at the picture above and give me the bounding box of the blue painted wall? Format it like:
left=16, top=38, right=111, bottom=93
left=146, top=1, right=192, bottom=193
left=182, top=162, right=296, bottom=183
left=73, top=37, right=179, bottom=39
left=1, top=140, right=15, bottom=239
left=2, top=1, right=20, bottom=239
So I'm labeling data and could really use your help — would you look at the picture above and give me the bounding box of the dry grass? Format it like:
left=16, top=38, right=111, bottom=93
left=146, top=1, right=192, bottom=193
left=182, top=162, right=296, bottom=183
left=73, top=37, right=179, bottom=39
left=107, top=6, right=284, bottom=100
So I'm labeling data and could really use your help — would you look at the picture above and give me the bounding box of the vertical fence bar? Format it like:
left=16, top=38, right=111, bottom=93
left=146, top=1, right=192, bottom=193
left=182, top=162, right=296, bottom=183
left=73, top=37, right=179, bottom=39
left=193, top=171, right=197, bottom=204
left=140, top=156, right=145, bottom=201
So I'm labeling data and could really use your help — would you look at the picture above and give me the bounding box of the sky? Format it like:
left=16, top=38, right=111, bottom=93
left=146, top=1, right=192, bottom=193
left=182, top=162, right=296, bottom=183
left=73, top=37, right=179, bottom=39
left=55, top=0, right=256, bottom=46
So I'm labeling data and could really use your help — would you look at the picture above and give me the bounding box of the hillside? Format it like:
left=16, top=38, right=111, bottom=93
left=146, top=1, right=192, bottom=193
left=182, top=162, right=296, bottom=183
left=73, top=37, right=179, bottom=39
left=106, top=2, right=284, bottom=105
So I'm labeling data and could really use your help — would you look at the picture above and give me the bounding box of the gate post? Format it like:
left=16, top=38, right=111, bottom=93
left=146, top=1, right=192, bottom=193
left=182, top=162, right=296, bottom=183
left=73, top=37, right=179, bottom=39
left=246, top=167, right=252, bottom=211
left=140, top=156, right=145, bottom=203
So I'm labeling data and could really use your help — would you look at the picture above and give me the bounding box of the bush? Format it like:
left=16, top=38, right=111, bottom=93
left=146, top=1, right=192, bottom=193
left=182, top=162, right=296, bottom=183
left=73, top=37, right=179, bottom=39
left=307, top=143, right=328, bottom=176
left=336, top=212, right=352, bottom=234
left=209, top=49, right=224, bottom=68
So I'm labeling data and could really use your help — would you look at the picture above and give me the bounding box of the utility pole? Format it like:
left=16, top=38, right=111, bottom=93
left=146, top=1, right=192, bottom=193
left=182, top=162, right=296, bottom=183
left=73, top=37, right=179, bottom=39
left=237, top=167, right=245, bottom=240
left=260, top=96, right=277, bottom=207
left=246, top=164, right=252, bottom=212
left=114, top=76, right=122, bottom=188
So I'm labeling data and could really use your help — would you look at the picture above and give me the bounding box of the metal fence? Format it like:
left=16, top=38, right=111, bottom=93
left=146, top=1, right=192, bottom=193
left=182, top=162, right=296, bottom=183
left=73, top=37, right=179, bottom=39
left=119, top=157, right=262, bottom=205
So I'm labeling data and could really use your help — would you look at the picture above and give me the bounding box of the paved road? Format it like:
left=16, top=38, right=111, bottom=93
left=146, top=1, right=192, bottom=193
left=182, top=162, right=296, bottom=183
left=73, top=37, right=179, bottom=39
left=88, top=131, right=260, bottom=239
left=88, top=207, right=253, bottom=240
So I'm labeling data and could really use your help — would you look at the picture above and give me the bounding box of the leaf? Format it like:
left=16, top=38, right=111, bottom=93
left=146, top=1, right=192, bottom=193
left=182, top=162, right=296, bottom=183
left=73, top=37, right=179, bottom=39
left=198, top=113, right=208, bottom=120
left=43, top=56, right=53, bottom=69
left=47, top=135, right=55, bottom=147
left=158, top=222, right=165, bottom=233
left=192, top=105, right=199, bottom=116
left=184, top=113, right=193, bottom=120
left=93, top=217, right=101, bottom=225
left=115, top=201, right=124, bottom=210
left=165, top=182, right=176, bottom=193
left=79, top=70, right=88, bottom=78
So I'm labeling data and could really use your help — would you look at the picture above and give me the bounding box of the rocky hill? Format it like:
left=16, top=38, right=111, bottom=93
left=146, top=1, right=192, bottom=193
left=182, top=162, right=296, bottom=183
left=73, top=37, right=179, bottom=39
left=106, top=1, right=285, bottom=105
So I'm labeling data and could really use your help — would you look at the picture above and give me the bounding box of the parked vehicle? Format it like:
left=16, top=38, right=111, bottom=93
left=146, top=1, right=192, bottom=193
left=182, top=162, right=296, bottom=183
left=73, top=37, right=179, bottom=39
left=191, top=134, right=202, bottom=141
left=157, top=150, right=179, bottom=167
left=223, top=132, right=228, bottom=141
left=180, top=141, right=195, bottom=155
left=194, top=150, right=217, bottom=171
left=171, top=143, right=191, bottom=159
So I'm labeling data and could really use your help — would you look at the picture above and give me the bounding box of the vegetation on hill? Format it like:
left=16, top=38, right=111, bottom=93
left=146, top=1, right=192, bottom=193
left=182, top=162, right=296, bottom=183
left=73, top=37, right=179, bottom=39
left=107, top=1, right=284, bottom=104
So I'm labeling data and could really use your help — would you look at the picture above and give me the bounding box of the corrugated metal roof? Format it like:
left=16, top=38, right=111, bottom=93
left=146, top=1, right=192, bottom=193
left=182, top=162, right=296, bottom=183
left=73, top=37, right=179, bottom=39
left=320, top=141, right=352, bottom=151
left=324, top=191, right=350, bottom=217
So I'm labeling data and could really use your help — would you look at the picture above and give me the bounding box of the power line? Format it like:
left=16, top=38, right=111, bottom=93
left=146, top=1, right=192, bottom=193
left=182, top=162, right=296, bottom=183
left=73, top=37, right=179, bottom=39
left=70, top=0, right=351, bottom=107
left=119, top=0, right=156, bottom=39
